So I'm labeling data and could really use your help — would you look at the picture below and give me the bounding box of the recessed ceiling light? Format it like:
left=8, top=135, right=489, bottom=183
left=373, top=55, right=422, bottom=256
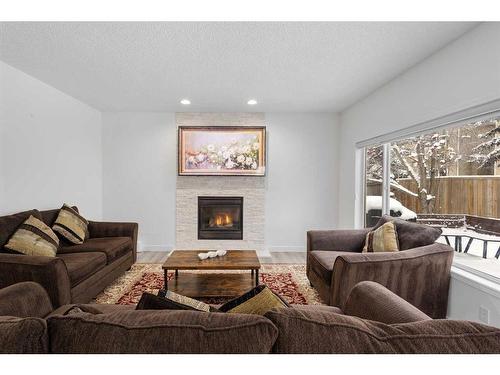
left=247, top=99, right=258, bottom=105
left=180, top=99, right=191, bottom=105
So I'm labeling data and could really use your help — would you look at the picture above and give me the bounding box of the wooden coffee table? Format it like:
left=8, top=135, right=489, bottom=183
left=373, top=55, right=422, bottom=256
left=162, top=250, right=261, bottom=298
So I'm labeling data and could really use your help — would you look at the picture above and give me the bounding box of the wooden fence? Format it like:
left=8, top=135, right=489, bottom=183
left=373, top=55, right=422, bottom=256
left=367, top=176, right=500, bottom=219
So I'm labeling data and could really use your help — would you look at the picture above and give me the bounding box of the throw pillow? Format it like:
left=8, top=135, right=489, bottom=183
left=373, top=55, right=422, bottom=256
left=4, top=215, right=59, bottom=257
left=374, top=215, right=442, bottom=250
left=52, top=204, right=88, bottom=245
left=0, top=209, right=42, bottom=250
left=363, top=221, right=399, bottom=253
left=136, top=290, right=219, bottom=312
left=218, top=285, right=290, bottom=315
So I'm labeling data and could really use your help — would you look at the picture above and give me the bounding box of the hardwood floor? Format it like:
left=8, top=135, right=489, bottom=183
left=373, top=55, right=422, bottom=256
left=136, top=251, right=170, bottom=263
left=137, top=251, right=306, bottom=264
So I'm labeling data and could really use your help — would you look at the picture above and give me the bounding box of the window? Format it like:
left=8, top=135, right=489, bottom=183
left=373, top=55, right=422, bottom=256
left=362, top=115, right=500, bottom=280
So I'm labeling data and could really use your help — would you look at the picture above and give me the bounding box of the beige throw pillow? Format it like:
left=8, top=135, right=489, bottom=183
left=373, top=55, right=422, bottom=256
left=52, top=204, right=88, bottom=244
left=5, top=215, right=59, bottom=257
left=363, top=221, right=399, bottom=253
left=219, top=285, right=290, bottom=315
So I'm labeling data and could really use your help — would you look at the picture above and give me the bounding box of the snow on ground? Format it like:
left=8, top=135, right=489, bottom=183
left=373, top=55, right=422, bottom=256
left=365, top=196, right=417, bottom=220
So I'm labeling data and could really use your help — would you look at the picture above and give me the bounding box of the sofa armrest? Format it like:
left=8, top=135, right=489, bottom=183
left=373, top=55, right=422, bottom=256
left=343, top=281, right=431, bottom=324
left=88, top=221, right=138, bottom=262
left=331, top=243, right=453, bottom=318
left=0, top=281, right=54, bottom=318
left=0, top=254, right=71, bottom=308
left=307, top=229, right=371, bottom=252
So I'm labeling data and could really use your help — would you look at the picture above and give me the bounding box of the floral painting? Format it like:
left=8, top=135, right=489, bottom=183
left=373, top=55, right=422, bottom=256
left=178, top=126, right=266, bottom=176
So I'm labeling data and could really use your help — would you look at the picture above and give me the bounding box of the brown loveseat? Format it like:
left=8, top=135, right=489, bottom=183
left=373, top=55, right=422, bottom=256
left=0, top=207, right=138, bottom=307
left=1, top=281, right=499, bottom=354
left=307, top=216, right=454, bottom=318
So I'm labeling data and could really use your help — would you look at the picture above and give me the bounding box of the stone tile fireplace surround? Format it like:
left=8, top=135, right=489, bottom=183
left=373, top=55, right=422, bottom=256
left=175, top=113, right=266, bottom=251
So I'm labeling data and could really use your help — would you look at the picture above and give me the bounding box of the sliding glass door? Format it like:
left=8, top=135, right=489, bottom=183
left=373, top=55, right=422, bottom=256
left=362, top=114, right=500, bottom=279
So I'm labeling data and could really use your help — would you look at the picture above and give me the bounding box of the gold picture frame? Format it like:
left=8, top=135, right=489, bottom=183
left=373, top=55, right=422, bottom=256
left=178, top=126, right=266, bottom=176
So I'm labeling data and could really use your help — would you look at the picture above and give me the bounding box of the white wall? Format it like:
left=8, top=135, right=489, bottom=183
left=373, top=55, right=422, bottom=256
left=448, top=268, right=500, bottom=327
left=101, top=112, right=339, bottom=252
left=102, top=112, right=177, bottom=251
left=0, top=61, right=103, bottom=219
left=338, top=22, right=500, bottom=228
left=265, top=113, right=339, bottom=251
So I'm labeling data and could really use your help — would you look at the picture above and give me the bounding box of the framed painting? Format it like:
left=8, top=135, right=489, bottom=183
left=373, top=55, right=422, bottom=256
left=178, top=126, right=266, bottom=176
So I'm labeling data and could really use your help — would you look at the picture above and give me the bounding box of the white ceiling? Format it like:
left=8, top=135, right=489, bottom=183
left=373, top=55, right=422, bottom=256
left=0, top=22, right=478, bottom=112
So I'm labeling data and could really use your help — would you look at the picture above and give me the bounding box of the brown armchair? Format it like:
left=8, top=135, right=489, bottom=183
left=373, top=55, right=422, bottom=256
left=307, top=217, right=454, bottom=318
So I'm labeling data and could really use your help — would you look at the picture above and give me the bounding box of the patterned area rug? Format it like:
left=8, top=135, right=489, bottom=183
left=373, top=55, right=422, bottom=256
left=94, top=263, right=324, bottom=306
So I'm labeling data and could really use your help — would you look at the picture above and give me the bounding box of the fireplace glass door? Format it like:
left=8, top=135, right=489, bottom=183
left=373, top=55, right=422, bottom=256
left=198, top=197, right=243, bottom=240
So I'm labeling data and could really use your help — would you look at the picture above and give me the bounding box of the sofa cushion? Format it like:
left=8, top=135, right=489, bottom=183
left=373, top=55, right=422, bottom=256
left=58, top=237, right=132, bottom=263
left=265, top=307, right=500, bottom=353
left=48, top=303, right=134, bottom=318
left=375, top=215, right=442, bottom=250
left=0, top=209, right=42, bottom=251
left=58, top=252, right=107, bottom=287
left=5, top=215, right=60, bottom=257
left=52, top=204, right=89, bottom=245
left=291, top=304, right=344, bottom=314
left=309, top=251, right=342, bottom=282
left=48, top=310, right=278, bottom=353
left=0, top=316, right=49, bottom=354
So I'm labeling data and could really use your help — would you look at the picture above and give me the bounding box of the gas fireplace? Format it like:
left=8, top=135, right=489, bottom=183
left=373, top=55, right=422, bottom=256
left=198, top=196, right=243, bottom=240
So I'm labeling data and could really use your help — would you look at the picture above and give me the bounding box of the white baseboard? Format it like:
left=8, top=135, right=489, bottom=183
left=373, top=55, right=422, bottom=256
left=267, top=246, right=305, bottom=253
left=137, top=244, right=305, bottom=254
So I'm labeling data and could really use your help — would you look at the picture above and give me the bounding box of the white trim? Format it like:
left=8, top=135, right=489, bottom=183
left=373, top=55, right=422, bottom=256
left=381, top=143, right=391, bottom=215
left=452, top=261, right=500, bottom=285
left=355, top=99, right=500, bottom=148
left=451, top=266, right=500, bottom=299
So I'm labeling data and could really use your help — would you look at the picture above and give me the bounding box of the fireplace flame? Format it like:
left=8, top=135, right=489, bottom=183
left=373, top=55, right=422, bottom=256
left=214, top=213, right=233, bottom=227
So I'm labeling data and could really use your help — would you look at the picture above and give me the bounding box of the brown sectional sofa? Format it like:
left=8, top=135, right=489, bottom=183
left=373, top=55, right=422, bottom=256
left=0, top=207, right=138, bottom=307
left=307, top=216, right=454, bottom=318
left=1, top=281, right=499, bottom=354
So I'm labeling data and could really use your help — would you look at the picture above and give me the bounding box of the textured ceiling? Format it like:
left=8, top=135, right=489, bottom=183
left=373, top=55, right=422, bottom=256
left=0, top=22, right=478, bottom=112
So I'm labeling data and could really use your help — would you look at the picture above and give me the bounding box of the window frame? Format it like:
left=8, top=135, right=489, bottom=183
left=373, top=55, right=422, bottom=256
left=356, top=100, right=500, bottom=279
left=358, top=100, right=500, bottom=227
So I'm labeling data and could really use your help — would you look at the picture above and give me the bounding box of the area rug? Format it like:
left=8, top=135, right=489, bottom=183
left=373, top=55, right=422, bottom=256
left=94, top=263, right=324, bottom=306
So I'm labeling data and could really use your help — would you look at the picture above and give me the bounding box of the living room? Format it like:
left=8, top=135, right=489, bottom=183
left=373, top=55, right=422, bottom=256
left=1, top=0, right=500, bottom=371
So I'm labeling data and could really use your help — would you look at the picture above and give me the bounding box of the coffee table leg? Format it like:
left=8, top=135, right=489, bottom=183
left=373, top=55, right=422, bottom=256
left=175, top=269, right=179, bottom=279
left=164, top=269, right=168, bottom=290
left=255, top=269, right=259, bottom=287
